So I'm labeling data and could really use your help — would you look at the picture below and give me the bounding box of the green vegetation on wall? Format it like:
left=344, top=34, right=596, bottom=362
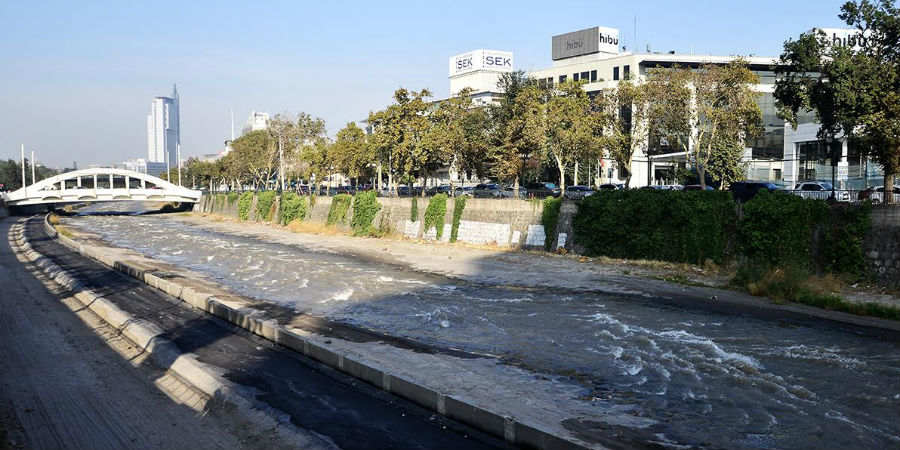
left=350, top=191, right=382, bottom=236
left=279, top=192, right=308, bottom=225
left=237, top=192, right=254, bottom=221
left=573, top=190, right=735, bottom=263
left=542, top=196, right=563, bottom=249
left=256, top=191, right=277, bottom=221
left=450, top=196, right=467, bottom=243
left=327, top=193, right=352, bottom=225
left=410, top=196, right=419, bottom=222
left=423, top=194, right=447, bottom=240
left=227, top=191, right=239, bottom=205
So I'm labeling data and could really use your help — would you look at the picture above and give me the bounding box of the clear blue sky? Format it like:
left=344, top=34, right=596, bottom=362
left=0, top=0, right=852, bottom=168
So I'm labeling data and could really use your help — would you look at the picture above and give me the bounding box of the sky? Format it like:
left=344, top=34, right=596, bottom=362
left=0, top=0, right=854, bottom=168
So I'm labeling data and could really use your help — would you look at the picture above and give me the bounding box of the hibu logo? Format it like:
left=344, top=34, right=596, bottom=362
left=566, top=39, right=583, bottom=51
left=599, top=32, right=618, bottom=46
left=832, top=32, right=866, bottom=48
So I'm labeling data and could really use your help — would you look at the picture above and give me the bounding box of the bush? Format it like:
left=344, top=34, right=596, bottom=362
left=450, top=196, right=466, bottom=243
left=423, top=194, right=448, bottom=239
left=740, top=191, right=870, bottom=278
left=410, top=196, right=419, bottom=222
left=279, top=192, right=308, bottom=225
left=542, top=196, right=563, bottom=249
left=327, top=193, right=352, bottom=225
left=256, top=191, right=277, bottom=221
left=227, top=191, right=239, bottom=205
left=237, top=192, right=254, bottom=221
left=351, top=191, right=382, bottom=236
left=573, top=190, right=736, bottom=264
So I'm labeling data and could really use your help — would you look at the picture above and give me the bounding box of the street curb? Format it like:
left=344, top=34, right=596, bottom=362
left=41, top=215, right=598, bottom=450
left=11, top=218, right=336, bottom=450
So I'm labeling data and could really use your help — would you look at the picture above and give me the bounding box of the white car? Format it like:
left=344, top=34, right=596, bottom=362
left=791, top=181, right=850, bottom=202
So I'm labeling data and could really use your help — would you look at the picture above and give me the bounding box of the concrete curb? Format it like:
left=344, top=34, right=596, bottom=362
left=41, top=215, right=597, bottom=450
left=12, top=218, right=335, bottom=449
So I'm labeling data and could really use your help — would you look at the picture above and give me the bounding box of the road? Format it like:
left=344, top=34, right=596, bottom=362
left=0, top=216, right=509, bottom=450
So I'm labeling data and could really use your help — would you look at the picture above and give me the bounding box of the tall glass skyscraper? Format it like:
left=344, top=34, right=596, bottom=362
left=146, top=85, right=180, bottom=169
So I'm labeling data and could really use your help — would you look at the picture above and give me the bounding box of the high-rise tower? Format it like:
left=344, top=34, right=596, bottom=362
left=146, top=84, right=180, bottom=169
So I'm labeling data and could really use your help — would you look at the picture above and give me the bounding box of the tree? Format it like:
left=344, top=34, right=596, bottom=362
left=603, top=76, right=650, bottom=188
left=488, top=71, right=539, bottom=190
left=0, top=158, right=58, bottom=191
left=425, top=87, right=489, bottom=193
left=229, top=130, right=276, bottom=189
left=367, top=88, right=432, bottom=195
left=645, top=61, right=761, bottom=189
left=776, top=0, right=899, bottom=202
left=330, top=122, right=374, bottom=187
left=545, top=80, right=596, bottom=194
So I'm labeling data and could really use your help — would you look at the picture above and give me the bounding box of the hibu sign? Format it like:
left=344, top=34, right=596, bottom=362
left=552, top=26, right=620, bottom=61
left=449, top=50, right=514, bottom=76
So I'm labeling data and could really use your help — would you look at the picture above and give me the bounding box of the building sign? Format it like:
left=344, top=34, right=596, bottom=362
left=449, top=50, right=514, bottom=76
left=552, top=26, right=620, bottom=61
left=813, top=27, right=868, bottom=50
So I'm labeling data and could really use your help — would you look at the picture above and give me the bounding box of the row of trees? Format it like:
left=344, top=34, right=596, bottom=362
left=0, top=159, right=59, bottom=191
left=176, top=61, right=764, bottom=195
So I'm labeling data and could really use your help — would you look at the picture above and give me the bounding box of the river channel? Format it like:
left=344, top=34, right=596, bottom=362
left=61, top=210, right=900, bottom=449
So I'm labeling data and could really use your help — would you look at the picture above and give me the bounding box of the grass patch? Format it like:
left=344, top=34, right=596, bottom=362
left=48, top=214, right=61, bottom=225
left=733, top=262, right=899, bottom=320
left=286, top=219, right=344, bottom=236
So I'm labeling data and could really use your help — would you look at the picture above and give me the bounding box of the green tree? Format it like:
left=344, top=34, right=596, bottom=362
left=331, top=122, right=374, bottom=187
left=603, top=77, right=651, bottom=188
left=545, top=81, right=597, bottom=194
left=229, top=130, right=275, bottom=190
left=776, top=0, right=899, bottom=202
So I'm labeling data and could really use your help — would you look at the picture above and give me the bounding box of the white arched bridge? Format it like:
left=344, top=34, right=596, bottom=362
left=1, top=168, right=202, bottom=206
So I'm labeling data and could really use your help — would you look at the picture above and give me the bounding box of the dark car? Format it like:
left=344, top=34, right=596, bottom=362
left=683, top=184, right=715, bottom=191
left=454, top=186, right=474, bottom=197
left=564, top=185, right=595, bottom=200
left=858, top=185, right=900, bottom=204
left=728, top=181, right=779, bottom=203
left=426, top=185, right=453, bottom=196
left=473, top=183, right=501, bottom=198
left=598, top=183, right=624, bottom=190
left=525, top=182, right=561, bottom=198
left=501, top=185, right=528, bottom=199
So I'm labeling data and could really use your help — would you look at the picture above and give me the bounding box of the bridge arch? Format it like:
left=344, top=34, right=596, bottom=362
left=2, top=168, right=202, bottom=206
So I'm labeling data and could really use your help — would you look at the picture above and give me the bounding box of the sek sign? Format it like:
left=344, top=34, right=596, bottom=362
left=449, top=50, right=514, bottom=76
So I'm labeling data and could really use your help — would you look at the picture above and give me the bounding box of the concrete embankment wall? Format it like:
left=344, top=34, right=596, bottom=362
left=197, top=194, right=553, bottom=249
left=865, top=207, right=900, bottom=288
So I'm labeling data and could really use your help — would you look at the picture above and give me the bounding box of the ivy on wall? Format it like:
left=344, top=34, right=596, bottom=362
left=450, top=196, right=466, bottom=243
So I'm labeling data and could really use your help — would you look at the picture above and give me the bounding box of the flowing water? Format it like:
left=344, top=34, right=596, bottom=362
left=62, top=209, right=900, bottom=449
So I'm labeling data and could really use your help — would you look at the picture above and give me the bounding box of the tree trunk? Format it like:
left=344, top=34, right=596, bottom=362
left=698, top=166, right=707, bottom=190
left=574, top=161, right=579, bottom=186
left=376, top=160, right=382, bottom=192
left=555, top=155, right=566, bottom=196
left=886, top=172, right=896, bottom=205
left=514, top=177, right=520, bottom=198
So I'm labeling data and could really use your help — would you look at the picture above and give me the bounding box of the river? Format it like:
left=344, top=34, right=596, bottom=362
left=61, top=209, right=900, bottom=449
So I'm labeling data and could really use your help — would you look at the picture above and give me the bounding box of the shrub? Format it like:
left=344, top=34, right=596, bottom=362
left=227, top=191, right=239, bottom=205
left=237, top=192, right=254, bottom=221
left=450, top=196, right=467, bottom=243
left=573, top=190, right=736, bottom=264
left=739, top=191, right=870, bottom=278
left=256, top=191, right=277, bottom=221
left=351, top=191, right=382, bottom=236
left=410, top=196, right=419, bottom=222
left=423, top=194, right=448, bottom=240
left=542, top=196, right=563, bottom=249
left=279, top=192, right=308, bottom=225
left=327, top=193, right=352, bottom=225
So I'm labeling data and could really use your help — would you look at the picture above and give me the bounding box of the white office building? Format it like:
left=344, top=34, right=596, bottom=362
left=147, top=85, right=180, bottom=174
left=449, top=49, right=514, bottom=106
left=242, top=111, right=270, bottom=135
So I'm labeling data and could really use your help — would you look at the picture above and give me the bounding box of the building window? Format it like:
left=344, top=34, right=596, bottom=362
left=590, top=70, right=597, bottom=82
left=573, top=73, right=579, bottom=81
left=580, top=71, right=590, bottom=82
left=613, top=67, right=620, bottom=81
left=623, top=65, right=630, bottom=78
left=559, top=74, right=567, bottom=83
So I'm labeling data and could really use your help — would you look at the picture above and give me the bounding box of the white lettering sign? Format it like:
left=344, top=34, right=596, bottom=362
left=449, top=50, right=514, bottom=76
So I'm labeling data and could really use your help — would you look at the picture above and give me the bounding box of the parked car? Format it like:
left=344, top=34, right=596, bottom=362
left=334, top=185, right=356, bottom=195
left=683, top=184, right=715, bottom=191
left=524, top=182, right=561, bottom=198
left=454, top=186, right=474, bottom=197
left=791, top=181, right=850, bottom=202
left=857, top=185, right=900, bottom=204
left=297, top=185, right=311, bottom=195
left=500, top=185, right=528, bottom=199
left=729, top=181, right=780, bottom=202
left=473, top=183, right=501, bottom=198
left=598, top=183, right=624, bottom=190
left=426, top=185, right=453, bottom=196
left=564, top=185, right=595, bottom=200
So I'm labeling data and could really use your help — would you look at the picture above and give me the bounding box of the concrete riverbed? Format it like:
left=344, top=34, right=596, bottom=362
left=59, top=207, right=900, bottom=450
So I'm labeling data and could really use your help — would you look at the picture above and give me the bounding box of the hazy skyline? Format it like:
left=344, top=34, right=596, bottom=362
left=0, top=0, right=852, bottom=168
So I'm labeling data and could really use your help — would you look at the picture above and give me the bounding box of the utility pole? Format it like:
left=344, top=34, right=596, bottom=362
left=31, top=150, right=36, bottom=185
left=177, top=143, right=182, bottom=186
left=279, top=137, right=284, bottom=193
left=20, top=144, right=26, bottom=189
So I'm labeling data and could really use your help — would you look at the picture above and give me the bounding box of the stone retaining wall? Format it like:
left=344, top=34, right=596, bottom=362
left=864, top=207, right=900, bottom=288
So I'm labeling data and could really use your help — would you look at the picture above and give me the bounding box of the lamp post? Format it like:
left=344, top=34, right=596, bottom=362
left=826, top=134, right=837, bottom=203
